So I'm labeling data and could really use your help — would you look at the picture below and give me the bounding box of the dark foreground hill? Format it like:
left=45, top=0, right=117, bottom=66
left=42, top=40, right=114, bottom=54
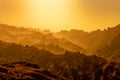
left=0, top=40, right=120, bottom=80
left=0, top=62, right=120, bottom=80
left=0, top=62, right=67, bottom=80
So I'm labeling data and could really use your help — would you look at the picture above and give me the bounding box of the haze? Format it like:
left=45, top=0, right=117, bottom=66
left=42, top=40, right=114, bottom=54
left=0, top=0, right=120, bottom=32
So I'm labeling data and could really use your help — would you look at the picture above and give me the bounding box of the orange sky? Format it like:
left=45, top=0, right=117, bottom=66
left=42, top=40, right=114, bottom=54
left=0, top=0, right=120, bottom=32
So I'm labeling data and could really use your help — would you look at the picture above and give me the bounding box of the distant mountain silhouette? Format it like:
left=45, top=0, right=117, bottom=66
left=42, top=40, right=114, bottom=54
left=0, top=40, right=120, bottom=80
left=54, top=24, right=120, bottom=53
left=0, top=24, right=85, bottom=54
left=1, top=23, right=120, bottom=58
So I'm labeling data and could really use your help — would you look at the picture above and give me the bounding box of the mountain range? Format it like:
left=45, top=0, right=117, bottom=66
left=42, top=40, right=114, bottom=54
left=54, top=24, right=120, bottom=52
left=0, top=24, right=85, bottom=54
left=54, top=24, right=120, bottom=60
left=0, top=23, right=120, bottom=79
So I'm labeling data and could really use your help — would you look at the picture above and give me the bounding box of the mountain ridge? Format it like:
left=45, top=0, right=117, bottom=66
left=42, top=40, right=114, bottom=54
left=54, top=24, right=120, bottom=53
left=0, top=23, right=85, bottom=54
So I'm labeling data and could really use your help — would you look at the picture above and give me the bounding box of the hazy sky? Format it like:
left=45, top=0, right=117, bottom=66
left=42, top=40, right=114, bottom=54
left=0, top=0, right=120, bottom=32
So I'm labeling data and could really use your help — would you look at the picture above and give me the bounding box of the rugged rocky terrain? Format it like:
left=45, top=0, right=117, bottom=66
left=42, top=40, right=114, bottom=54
left=0, top=24, right=120, bottom=80
left=0, top=40, right=120, bottom=80
left=0, top=62, right=67, bottom=80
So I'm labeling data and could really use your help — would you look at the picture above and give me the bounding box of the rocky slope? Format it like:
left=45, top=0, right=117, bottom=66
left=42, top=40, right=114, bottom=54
left=0, top=40, right=120, bottom=80
left=0, top=62, right=67, bottom=80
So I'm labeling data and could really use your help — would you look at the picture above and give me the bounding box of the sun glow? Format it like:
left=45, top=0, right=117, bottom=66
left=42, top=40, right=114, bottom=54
left=27, top=0, right=80, bottom=31
left=0, top=0, right=120, bottom=32
left=29, top=0, right=68, bottom=9
left=27, top=0, right=84, bottom=31
left=29, top=0, right=69, bottom=20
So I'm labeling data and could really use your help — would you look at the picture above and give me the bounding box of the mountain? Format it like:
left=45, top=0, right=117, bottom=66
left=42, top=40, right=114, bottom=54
left=96, top=34, right=120, bottom=61
left=54, top=24, right=120, bottom=53
left=0, top=40, right=54, bottom=64
left=34, top=34, right=85, bottom=54
left=0, top=23, right=85, bottom=54
left=0, top=40, right=120, bottom=80
left=1, top=23, right=120, bottom=79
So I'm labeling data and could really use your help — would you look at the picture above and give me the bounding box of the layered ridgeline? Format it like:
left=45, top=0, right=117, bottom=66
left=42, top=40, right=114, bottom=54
left=0, top=24, right=85, bottom=54
left=0, top=40, right=120, bottom=80
left=54, top=24, right=120, bottom=60
left=0, top=23, right=120, bottom=60
left=54, top=24, right=120, bottom=52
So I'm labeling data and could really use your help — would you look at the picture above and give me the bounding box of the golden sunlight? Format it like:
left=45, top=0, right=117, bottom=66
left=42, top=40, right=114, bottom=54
left=0, top=0, right=120, bottom=32
left=27, top=0, right=79, bottom=31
